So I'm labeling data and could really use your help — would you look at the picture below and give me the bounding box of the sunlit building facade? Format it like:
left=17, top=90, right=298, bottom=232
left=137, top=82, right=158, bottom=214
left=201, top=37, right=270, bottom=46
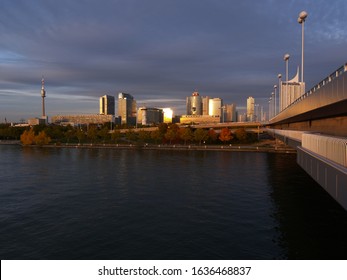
left=208, top=98, right=222, bottom=117
left=137, top=107, right=163, bottom=125
left=186, top=91, right=202, bottom=115
left=99, top=95, right=115, bottom=115
left=280, top=68, right=305, bottom=111
left=202, top=96, right=210, bottom=115
left=246, top=96, right=255, bottom=121
left=118, top=92, right=136, bottom=126
left=163, top=108, right=173, bottom=123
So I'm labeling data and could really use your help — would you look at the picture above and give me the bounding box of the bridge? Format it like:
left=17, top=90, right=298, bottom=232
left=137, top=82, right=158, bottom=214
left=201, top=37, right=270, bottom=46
left=267, top=63, right=347, bottom=210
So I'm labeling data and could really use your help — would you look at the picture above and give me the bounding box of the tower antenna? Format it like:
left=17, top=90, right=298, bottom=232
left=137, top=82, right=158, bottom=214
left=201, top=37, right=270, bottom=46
left=41, top=76, right=46, bottom=119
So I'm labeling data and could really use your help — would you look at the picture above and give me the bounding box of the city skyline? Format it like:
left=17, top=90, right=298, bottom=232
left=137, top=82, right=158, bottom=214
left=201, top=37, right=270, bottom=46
left=1, top=0, right=346, bottom=122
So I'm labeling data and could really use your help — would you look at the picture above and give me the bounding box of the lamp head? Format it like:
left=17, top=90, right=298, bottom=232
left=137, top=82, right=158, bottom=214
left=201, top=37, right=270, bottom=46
left=299, top=11, right=308, bottom=21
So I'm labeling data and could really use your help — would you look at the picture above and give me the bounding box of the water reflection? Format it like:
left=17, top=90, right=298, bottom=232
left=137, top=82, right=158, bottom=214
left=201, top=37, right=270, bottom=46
left=266, top=153, right=347, bottom=259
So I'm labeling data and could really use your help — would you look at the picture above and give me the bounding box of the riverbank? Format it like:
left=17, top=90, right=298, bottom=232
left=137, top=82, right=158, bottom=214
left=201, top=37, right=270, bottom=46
left=1, top=139, right=297, bottom=153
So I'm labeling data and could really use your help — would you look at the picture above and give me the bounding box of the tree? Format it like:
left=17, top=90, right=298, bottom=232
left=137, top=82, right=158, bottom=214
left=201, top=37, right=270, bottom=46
left=76, top=129, right=86, bottom=144
left=98, top=126, right=110, bottom=143
left=158, top=123, right=168, bottom=135
left=165, top=124, right=179, bottom=144
left=111, top=129, right=122, bottom=143
left=125, top=129, right=138, bottom=142
left=219, top=127, right=233, bottom=144
left=87, top=125, right=98, bottom=143
left=235, top=128, right=247, bottom=143
left=208, top=129, right=218, bottom=143
left=20, top=128, right=36, bottom=145
left=64, top=127, right=76, bottom=143
left=150, top=129, right=162, bottom=144
left=138, top=130, right=151, bottom=143
left=35, top=131, right=51, bottom=146
left=194, top=128, right=209, bottom=145
left=179, top=127, right=193, bottom=145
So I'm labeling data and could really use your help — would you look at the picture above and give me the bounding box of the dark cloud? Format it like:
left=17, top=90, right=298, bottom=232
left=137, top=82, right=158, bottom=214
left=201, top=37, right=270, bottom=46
left=1, top=0, right=346, bottom=121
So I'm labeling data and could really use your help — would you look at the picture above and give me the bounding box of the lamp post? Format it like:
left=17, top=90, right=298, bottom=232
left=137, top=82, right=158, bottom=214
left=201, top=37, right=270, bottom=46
left=271, top=92, right=275, bottom=119
left=278, top=74, right=282, bottom=112
left=298, top=11, right=308, bottom=83
left=273, top=85, right=277, bottom=116
left=284, top=54, right=290, bottom=109
left=268, top=99, right=271, bottom=121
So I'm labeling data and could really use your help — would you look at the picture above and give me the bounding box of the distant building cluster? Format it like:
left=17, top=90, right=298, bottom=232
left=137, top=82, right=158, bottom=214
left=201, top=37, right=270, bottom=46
left=186, top=91, right=236, bottom=122
left=26, top=79, right=264, bottom=127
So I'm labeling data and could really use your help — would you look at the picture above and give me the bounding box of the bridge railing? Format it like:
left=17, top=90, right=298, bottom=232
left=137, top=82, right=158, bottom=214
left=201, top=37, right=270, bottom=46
left=266, top=128, right=305, bottom=142
left=285, top=63, right=347, bottom=111
left=270, top=62, right=347, bottom=123
left=302, top=134, right=347, bottom=168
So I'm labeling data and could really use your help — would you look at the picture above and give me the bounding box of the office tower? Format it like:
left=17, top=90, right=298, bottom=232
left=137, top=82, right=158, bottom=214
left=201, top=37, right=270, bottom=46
left=137, top=107, right=164, bottom=125
left=225, top=103, right=237, bottom=122
left=99, top=95, right=115, bottom=115
left=186, top=91, right=202, bottom=115
left=208, top=98, right=222, bottom=116
left=247, top=97, right=255, bottom=121
left=202, top=96, right=210, bottom=115
left=118, top=92, right=137, bottom=125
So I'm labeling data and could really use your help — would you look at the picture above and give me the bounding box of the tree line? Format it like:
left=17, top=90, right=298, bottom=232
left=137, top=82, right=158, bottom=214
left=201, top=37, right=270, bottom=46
left=0, top=123, right=258, bottom=146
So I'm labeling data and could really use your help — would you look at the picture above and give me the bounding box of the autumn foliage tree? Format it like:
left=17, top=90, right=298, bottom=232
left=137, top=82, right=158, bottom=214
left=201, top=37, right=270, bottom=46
left=219, top=127, right=233, bottom=144
left=234, top=128, right=247, bottom=143
left=35, top=131, right=51, bottom=146
left=20, top=128, right=51, bottom=146
left=20, top=128, right=36, bottom=145
left=208, top=129, right=218, bottom=143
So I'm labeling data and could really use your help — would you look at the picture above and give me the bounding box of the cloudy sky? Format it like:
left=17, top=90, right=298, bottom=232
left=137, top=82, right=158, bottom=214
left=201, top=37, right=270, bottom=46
left=1, top=0, right=346, bottom=122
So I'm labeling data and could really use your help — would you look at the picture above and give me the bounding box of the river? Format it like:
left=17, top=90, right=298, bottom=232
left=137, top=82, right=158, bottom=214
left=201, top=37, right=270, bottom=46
left=1, top=145, right=347, bottom=259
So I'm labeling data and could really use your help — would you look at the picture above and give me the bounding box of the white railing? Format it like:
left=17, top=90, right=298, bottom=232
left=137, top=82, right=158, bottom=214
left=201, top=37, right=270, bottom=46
left=302, top=134, right=347, bottom=167
left=267, top=129, right=304, bottom=142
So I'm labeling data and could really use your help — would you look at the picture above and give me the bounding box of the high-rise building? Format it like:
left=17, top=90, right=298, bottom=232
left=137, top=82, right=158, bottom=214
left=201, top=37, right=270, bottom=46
left=99, top=95, right=115, bottom=115
left=137, top=107, right=163, bottom=125
left=247, top=97, right=255, bottom=121
left=186, top=91, right=202, bottom=115
left=162, top=108, right=173, bottom=123
left=280, top=67, right=305, bottom=111
left=225, top=103, right=237, bottom=122
left=202, top=96, right=210, bottom=115
left=118, top=92, right=137, bottom=125
left=208, top=98, right=222, bottom=117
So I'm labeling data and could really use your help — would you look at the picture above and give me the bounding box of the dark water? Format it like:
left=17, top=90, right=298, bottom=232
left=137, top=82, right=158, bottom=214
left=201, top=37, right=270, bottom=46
left=1, top=145, right=347, bottom=260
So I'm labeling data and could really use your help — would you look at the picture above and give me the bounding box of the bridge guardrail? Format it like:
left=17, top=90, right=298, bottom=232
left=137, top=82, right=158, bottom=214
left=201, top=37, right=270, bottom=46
left=270, top=62, right=347, bottom=124
left=302, top=134, right=347, bottom=168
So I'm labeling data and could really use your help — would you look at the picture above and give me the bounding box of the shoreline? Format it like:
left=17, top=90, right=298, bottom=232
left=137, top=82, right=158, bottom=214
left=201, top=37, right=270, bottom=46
left=1, top=140, right=296, bottom=153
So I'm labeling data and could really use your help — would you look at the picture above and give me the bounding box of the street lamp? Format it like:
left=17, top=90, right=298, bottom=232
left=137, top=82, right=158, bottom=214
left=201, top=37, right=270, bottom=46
left=284, top=54, right=290, bottom=82
left=298, top=11, right=308, bottom=83
left=273, top=85, right=277, bottom=116
left=278, top=74, right=282, bottom=112
left=271, top=92, right=275, bottom=119
left=284, top=54, right=290, bottom=109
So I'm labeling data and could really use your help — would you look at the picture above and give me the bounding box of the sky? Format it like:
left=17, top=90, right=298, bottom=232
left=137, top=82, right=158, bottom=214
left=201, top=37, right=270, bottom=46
left=0, top=0, right=346, bottom=122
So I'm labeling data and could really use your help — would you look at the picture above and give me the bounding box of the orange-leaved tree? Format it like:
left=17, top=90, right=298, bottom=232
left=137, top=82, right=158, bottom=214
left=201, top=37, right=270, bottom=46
left=219, top=127, right=233, bottom=144
left=20, top=128, right=36, bottom=145
left=35, top=131, right=51, bottom=146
